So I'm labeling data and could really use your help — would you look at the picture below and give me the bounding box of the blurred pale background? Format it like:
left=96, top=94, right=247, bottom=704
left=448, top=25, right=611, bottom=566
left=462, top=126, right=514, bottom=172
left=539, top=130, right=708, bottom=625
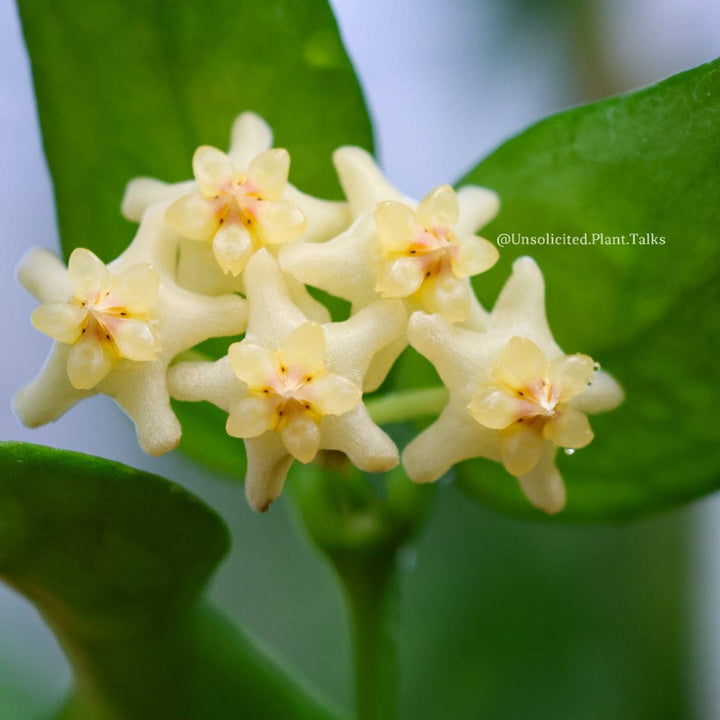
left=1, top=0, right=719, bottom=717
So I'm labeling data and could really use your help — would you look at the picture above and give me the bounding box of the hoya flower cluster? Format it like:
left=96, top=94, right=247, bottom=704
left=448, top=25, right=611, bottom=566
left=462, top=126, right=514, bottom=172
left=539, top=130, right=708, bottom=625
left=15, top=112, right=623, bottom=514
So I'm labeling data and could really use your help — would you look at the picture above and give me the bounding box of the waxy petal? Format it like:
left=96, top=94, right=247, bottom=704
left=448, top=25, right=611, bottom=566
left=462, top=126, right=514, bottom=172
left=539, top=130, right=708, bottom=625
left=376, top=257, right=425, bottom=297
left=375, top=201, right=417, bottom=253
left=226, top=397, right=277, bottom=438
left=109, top=263, right=160, bottom=314
left=248, top=148, right=290, bottom=200
left=66, top=332, right=116, bottom=390
left=282, top=414, right=320, bottom=463
left=468, top=388, right=519, bottom=429
left=501, top=423, right=544, bottom=476
left=420, top=271, right=470, bottom=323
left=309, top=374, right=362, bottom=416
left=544, top=407, right=594, bottom=449
left=496, top=336, right=546, bottom=390
left=31, top=303, right=86, bottom=344
left=228, top=343, right=276, bottom=389
left=193, top=145, right=234, bottom=195
left=165, top=193, right=220, bottom=241
left=548, top=353, right=595, bottom=402
left=212, top=223, right=254, bottom=276
left=254, top=199, right=307, bottom=245
left=103, top=362, right=181, bottom=456
left=110, top=318, right=160, bottom=361
left=417, top=184, right=459, bottom=230
left=450, top=234, right=499, bottom=277
left=282, top=322, right=326, bottom=374
left=18, top=201, right=248, bottom=457
left=68, top=248, right=112, bottom=298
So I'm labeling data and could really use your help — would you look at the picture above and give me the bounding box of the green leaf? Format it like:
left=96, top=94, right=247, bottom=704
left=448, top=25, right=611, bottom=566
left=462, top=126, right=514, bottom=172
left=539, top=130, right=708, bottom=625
left=18, top=0, right=372, bottom=263
left=0, top=442, right=342, bottom=720
left=450, top=59, right=720, bottom=520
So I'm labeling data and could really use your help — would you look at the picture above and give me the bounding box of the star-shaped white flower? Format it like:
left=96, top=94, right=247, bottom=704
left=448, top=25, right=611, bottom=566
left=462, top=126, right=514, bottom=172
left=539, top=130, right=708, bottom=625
left=121, top=112, right=351, bottom=278
left=168, top=249, right=405, bottom=512
left=14, top=204, right=248, bottom=455
left=30, top=248, right=161, bottom=389
left=401, top=256, right=624, bottom=514
left=281, top=146, right=499, bottom=321
left=280, top=146, right=500, bottom=389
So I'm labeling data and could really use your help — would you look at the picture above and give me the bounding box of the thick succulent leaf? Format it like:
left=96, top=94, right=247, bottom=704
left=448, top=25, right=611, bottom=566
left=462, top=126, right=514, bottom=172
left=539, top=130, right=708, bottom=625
left=17, top=0, right=372, bottom=263
left=0, top=442, right=341, bottom=720
left=446, top=58, right=720, bottom=520
left=0, top=441, right=228, bottom=617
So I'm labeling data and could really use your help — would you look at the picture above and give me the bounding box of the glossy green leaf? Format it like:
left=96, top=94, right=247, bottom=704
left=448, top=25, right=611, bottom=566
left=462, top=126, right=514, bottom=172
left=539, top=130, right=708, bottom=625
left=450, top=58, right=720, bottom=520
left=0, top=442, right=342, bottom=720
left=18, top=0, right=372, bottom=263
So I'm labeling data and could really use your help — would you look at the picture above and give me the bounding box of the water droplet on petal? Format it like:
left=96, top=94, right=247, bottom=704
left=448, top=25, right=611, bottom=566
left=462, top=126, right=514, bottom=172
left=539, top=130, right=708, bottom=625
left=564, top=447, right=575, bottom=455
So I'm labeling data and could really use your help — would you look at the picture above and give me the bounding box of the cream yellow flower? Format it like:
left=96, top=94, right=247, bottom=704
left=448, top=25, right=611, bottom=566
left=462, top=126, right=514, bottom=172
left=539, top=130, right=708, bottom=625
left=282, top=146, right=499, bottom=323
left=402, top=256, right=624, bottom=514
left=374, top=184, right=499, bottom=321
left=227, top=322, right=362, bottom=464
left=14, top=204, right=248, bottom=455
left=30, top=248, right=160, bottom=390
left=121, top=112, right=350, bottom=278
left=168, top=249, right=405, bottom=512
left=468, top=336, right=596, bottom=477
left=164, top=144, right=306, bottom=276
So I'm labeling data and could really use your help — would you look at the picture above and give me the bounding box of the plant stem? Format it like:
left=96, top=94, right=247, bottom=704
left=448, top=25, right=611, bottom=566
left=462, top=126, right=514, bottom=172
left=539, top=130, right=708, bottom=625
left=333, top=550, right=399, bottom=720
left=365, top=386, right=448, bottom=425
